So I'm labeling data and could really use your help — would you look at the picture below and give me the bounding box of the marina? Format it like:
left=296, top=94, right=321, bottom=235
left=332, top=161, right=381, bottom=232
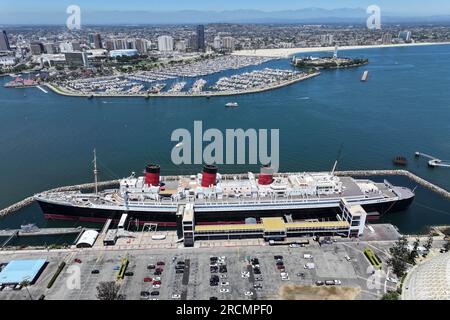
left=415, top=152, right=450, bottom=168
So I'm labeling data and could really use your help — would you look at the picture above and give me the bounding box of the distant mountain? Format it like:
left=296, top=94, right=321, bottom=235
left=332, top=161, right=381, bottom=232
left=1, top=8, right=450, bottom=25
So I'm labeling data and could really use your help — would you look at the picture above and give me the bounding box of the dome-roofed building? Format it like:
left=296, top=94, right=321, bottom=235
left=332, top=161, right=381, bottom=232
left=402, top=252, right=450, bottom=300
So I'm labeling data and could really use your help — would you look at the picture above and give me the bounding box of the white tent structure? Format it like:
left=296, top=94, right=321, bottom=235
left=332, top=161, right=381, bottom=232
left=76, top=230, right=99, bottom=248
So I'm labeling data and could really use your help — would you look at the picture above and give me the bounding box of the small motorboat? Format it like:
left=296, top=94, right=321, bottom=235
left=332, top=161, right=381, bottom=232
left=225, top=102, right=239, bottom=108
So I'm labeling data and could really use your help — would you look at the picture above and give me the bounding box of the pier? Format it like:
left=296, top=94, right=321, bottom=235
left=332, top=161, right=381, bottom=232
left=415, top=152, right=450, bottom=168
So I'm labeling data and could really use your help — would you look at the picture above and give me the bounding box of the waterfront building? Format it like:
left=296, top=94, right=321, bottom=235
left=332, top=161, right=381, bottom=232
left=399, top=31, right=412, bottom=43
left=64, top=51, right=89, bottom=67
left=0, top=54, right=16, bottom=66
left=109, top=49, right=139, bottom=58
left=30, top=42, right=45, bottom=55
left=0, top=30, right=11, bottom=51
left=382, top=33, right=392, bottom=45
left=197, top=25, right=206, bottom=52
left=158, top=35, right=174, bottom=53
left=320, top=34, right=334, bottom=46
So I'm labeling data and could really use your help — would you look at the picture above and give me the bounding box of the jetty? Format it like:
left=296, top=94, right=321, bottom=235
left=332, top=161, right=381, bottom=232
left=0, top=180, right=119, bottom=218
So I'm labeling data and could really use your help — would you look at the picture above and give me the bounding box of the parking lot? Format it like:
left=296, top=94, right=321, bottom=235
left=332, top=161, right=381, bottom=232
left=0, top=238, right=400, bottom=300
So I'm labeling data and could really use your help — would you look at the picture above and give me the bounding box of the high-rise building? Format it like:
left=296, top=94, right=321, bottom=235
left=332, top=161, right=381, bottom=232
left=158, top=36, right=174, bottom=53
left=222, top=37, right=235, bottom=52
left=175, top=40, right=187, bottom=52
left=105, top=40, right=116, bottom=51
left=93, top=33, right=103, bottom=49
left=71, top=41, right=81, bottom=51
left=320, top=34, right=334, bottom=46
left=115, top=39, right=127, bottom=50
left=196, top=25, right=205, bottom=52
left=44, top=43, right=57, bottom=54
left=213, top=36, right=222, bottom=50
left=381, top=33, right=392, bottom=45
left=30, top=42, right=45, bottom=55
left=398, top=31, right=412, bottom=43
left=64, top=52, right=89, bottom=67
left=0, top=30, right=11, bottom=51
left=135, top=39, right=149, bottom=54
left=188, top=33, right=198, bottom=51
left=88, top=33, right=95, bottom=45
left=59, top=42, right=74, bottom=53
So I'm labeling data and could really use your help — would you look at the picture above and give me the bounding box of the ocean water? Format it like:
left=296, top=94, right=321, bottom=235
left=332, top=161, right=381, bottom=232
left=0, top=44, right=449, bottom=234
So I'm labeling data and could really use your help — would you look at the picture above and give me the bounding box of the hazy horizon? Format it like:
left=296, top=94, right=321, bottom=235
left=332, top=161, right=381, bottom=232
left=1, top=1, right=450, bottom=25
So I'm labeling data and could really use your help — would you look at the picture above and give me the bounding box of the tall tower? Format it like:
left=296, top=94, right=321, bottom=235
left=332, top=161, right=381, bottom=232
left=196, top=25, right=205, bottom=52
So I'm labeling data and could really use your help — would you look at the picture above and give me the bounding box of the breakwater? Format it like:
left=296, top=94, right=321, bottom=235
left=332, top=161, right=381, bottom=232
left=0, top=180, right=119, bottom=218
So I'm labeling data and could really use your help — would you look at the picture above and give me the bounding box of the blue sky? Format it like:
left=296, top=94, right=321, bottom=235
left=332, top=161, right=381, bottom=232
left=1, top=0, right=450, bottom=14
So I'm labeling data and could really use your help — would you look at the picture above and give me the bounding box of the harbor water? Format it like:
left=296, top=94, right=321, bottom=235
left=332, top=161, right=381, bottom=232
left=0, top=44, right=449, bottom=235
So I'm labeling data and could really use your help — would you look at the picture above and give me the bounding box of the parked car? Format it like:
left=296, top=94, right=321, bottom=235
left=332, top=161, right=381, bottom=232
left=220, top=288, right=230, bottom=293
left=244, top=291, right=254, bottom=296
left=172, top=294, right=181, bottom=299
left=124, top=272, right=134, bottom=277
left=74, top=258, right=82, bottom=263
left=386, top=277, right=398, bottom=284
left=151, top=291, right=159, bottom=296
left=176, top=269, right=184, bottom=274
left=344, top=256, right=351, bottom=262
left=147, top=264, right=156, bottom=270
left=143, top=277, right=152, bottom=283
left=316, top=281, right=324, bottom=286
left=157, top=261, right=165, bottom=266
left=274, top=255, right=283, bottom=260
left=210, top=296, right=218, bottom=300
left=140, top=291, right=150, bottom=296
left=91, top=270, right=100, bottom=274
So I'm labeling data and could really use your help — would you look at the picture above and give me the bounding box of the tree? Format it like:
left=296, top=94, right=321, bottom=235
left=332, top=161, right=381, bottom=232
left=408, top=238, right=420, bottom=264
left=388, top=236, right=410, bottom=278
left=381, top=291, right=400, bottom=300
left=424, top=236, right=433, bottom=251
left=444, top=239, right=450, bottom=251
left=96, top=281, right=122, bottom=300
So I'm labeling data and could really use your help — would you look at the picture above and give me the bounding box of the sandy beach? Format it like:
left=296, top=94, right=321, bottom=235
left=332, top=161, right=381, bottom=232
left=232, top=42, right=450, bottom=58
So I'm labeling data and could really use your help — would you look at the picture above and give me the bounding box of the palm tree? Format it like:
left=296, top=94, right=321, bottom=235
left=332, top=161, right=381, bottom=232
left=20, top=280, right=33, bottom=300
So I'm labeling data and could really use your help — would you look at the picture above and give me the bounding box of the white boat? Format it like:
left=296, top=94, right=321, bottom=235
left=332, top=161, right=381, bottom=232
left=361, top=71, right=369, bottom=82
left=225, top=102, right=239, bottom=108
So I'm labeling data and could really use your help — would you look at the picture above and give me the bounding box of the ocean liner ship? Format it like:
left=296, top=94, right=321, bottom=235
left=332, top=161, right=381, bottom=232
left=35, top=159, right=415, bottom=227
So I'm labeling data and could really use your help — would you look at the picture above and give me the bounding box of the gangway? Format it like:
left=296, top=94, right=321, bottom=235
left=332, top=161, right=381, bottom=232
left=415, top=152, right=450, bottom=168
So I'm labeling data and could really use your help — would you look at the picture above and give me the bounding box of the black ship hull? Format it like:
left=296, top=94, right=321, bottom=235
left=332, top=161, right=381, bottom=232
left=37, top=195, right=414, bottom=228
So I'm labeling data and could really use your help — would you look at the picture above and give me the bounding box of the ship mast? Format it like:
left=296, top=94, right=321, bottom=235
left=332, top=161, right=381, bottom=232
left=93, top=149, right=99, bottom=194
